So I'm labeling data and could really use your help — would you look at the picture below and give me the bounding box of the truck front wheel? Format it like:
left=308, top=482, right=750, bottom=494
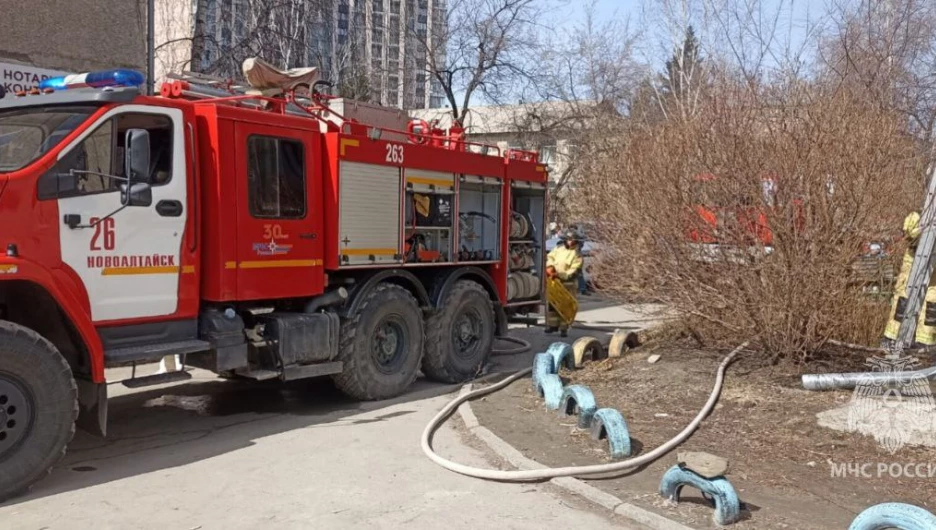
left=423, top=280, right=495, bottom=383
left=0, top=321, right=78, bottom=501
left=333, top=284, right=424, bottom=400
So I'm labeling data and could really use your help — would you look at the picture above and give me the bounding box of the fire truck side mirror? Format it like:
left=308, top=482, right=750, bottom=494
left=121, top=182, right=152, bottom=208
left=124, top=128, right=151, bottom=183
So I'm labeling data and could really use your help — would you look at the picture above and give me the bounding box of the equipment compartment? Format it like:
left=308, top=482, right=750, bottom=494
left=458, top=176, right=502, bottom=262
left=339, top=161, right=403, bottom=266
left=403, top=170, right=455, bottom=263
left=507, top=180, right=547, bottom=302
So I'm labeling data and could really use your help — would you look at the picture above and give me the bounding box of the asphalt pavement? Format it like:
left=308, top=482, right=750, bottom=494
left=0, top=299, right=660, bottom=529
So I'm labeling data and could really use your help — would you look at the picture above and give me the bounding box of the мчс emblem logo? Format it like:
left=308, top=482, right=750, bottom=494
left=846, top=354, right=936, bottom=454
left=253, top=239, right=293, bottom=257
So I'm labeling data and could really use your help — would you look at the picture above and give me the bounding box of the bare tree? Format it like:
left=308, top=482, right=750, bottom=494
left=819, top=0, right=936, bottom=143
left=512, top=1, right=641, bottom=200
left=412, top=0, right=548, bottom=123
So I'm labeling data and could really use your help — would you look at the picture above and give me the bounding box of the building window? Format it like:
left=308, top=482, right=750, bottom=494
left=247, top=136, right=306, bottom=219
left=539, top=145, right=557, bottom=167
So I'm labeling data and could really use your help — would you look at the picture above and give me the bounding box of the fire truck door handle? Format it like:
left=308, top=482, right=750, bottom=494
left=156, top=200, right=184, bottom=217
left=300, top=233, right=317, bottom=240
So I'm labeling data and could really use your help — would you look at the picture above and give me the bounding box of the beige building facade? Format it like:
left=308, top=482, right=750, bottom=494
left=410, top=101, right=596, bottom=190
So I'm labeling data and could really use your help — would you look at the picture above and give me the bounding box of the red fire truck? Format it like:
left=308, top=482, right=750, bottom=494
left=686, top=172, right=774, bottom=248
left=0, top=66, right=548, bottom=499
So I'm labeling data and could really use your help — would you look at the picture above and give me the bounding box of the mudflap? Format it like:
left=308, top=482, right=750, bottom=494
left=495, top=303, right=508, bottom=336
left=76, top=378, right=108, bottom=437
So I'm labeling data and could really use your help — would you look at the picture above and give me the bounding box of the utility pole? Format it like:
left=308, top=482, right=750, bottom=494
left=147, top=0, right=155, bottom=95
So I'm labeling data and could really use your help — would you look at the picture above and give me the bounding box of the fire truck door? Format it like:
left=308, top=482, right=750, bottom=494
left=234, top=123, right=323, bottom=300
left=55, top=105, right=188, bottom=322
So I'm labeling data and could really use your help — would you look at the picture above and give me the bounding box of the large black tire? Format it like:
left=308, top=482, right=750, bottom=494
left=423, top=280, right=495, bottom=383
left=0, top=320, right=78, bottom=502
left=332, top=284, right=424, bottom=400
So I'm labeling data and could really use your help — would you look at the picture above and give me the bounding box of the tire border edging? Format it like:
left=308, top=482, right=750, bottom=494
left=456, top=383, right=695, bottom=530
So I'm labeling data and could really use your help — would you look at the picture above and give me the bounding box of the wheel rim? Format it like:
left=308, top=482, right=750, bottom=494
left=372, top=316, right=408, bottom=373
left=0, top=373, right=35, bottom=460
left=452, top=307, right=484, bottom=360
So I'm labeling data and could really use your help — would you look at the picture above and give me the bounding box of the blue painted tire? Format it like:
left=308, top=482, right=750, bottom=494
left=547, top=342, right=574, bottom=371
left=536, top=374, right=564, bottom=410
left=848, top=502, right=936, bottom=530
left=659, top=465, right=742, bottom=526
left=531, top=353, right=555, bottom=392
left=589, top=408, right=632, bottom=458
left=559, top=385, right=598, bottom=428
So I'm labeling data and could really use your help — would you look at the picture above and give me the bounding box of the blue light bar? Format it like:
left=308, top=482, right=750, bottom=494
left=39, top=69, right=146, bottom=91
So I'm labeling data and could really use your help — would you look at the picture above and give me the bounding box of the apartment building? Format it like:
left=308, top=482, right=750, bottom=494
left=157, top=0, right=446, bottom=109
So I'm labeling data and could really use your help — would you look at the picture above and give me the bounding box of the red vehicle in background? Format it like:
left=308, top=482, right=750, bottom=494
left=686, top=172, right=802, bottom=249
left=686, top=172, right=894, bottom=290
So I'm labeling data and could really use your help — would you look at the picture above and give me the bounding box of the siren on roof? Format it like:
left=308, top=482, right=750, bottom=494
left=39, top=69, right=146, bottom=91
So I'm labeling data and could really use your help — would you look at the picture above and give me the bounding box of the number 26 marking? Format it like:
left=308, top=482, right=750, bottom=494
left=386, top=144, right=405, bottom=164
left=90, top=217, right=116, bottom=251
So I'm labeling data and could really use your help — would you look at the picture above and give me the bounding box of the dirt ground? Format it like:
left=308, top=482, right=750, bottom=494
left=472, top=345, right=936, bottom=529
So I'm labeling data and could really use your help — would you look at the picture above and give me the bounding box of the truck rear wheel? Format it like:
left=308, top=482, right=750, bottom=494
left=0, top=321, right=78, bottom=501
left=423, top=280, right=495, bottom=383
left=333, top=284, right=424, bottom=400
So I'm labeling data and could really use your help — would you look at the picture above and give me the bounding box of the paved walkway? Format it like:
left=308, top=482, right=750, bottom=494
left=1, top=370, right=628, bottom=529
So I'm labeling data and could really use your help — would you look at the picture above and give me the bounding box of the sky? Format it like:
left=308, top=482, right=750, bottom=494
left=553, top=0, right=821, bottom=68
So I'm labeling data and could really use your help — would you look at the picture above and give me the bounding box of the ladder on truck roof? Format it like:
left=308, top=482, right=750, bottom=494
left=160, top=71, right=331, bottom=121
left=158, top=71, right=528, bottom=160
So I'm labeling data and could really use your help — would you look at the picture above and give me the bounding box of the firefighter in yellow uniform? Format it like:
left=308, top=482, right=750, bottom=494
left=883, top=211, right=936, bottom=348
left=545, top=230, right=584, bottom=337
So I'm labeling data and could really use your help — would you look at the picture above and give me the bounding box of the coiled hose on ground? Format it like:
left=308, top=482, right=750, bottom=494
left=490, top=335, right=533, bottom=356
left=422, top=340, right=749, bottom=481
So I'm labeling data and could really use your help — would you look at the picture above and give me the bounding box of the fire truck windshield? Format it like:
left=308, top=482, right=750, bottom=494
left=0, top=106, right=95, bottom=173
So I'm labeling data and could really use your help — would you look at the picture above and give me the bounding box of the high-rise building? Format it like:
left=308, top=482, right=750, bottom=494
left=157, top=0, right=446, bottom=109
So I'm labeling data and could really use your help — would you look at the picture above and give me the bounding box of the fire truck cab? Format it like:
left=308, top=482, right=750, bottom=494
left=0, top=68, right=548, bottom=499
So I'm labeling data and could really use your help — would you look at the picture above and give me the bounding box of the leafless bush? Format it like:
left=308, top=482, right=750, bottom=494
left=575, top=73, right=924, bottom=361
left=561, top=0, right=936, bottom=363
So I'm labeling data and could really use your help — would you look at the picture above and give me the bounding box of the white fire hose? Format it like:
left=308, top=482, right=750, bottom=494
left=422, top=341, right=749, bottom=481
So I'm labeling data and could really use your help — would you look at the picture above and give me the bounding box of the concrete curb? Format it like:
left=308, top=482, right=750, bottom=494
left=457, top=383, right=694, bottom=530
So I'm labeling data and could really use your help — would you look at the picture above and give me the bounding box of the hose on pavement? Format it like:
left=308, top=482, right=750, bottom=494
left=490, top=336, right=532, bottom=356
left=422, top=341, right=749, bottom=481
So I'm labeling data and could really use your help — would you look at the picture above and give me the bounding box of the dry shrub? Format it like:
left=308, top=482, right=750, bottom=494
left=574, top=76, right=925, bottom=362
